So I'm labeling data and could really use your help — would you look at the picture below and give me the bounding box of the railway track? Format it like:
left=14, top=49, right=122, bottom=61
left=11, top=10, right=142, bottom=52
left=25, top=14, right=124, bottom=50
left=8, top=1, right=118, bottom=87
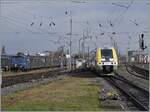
left=125, top=64, right=149, bottom=80
left=106, top=73, right=149, bottom=111
left=2, top=68, right=67, bottom=88
left=126, top=64, right=149, bottom=79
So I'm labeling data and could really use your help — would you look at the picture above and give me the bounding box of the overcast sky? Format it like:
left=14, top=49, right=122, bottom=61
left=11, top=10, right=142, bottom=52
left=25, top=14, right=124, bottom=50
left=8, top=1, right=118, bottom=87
left=0, top=0, right=150, bottom=55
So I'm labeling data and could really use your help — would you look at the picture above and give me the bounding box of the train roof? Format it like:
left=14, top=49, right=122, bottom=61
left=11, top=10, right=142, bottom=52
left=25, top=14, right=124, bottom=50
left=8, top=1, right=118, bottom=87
left=1, top=54, right=14, bottom=57
left=97, top=47, right=115, bottom=50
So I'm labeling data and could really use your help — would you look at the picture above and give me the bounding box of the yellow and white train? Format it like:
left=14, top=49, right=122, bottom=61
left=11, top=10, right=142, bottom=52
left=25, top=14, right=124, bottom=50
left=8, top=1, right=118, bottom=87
left=96, top=47, right=118, bottom=73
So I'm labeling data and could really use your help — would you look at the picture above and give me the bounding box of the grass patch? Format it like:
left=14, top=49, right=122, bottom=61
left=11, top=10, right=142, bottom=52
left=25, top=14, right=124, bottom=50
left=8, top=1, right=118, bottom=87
left=2, top=76, right=101, bottom=111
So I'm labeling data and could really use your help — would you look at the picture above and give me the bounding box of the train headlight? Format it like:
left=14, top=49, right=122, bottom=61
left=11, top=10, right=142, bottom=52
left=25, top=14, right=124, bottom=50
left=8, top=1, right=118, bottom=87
left=109, top=58, right=114, bottom=61
left=101, top=59, right=105, bottom=61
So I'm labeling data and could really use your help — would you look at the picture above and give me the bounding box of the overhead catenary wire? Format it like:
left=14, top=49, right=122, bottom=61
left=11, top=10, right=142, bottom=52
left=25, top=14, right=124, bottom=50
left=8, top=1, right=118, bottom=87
left=2, top=7, right=58, bottom=33
left=1, top=16, right=58, bottom=35
left=1, top=0, right=149, bottom=54
left=2, top=0, right=137, bottom=38
left=1, top=17, right=63, bottom=44
left=1, top=15, right=58, bottom=35
left=94, top=0, right=136, bottom=52
left=113, top=0, right=134, bottom=28
left=1, top=15, right=80, bottom=45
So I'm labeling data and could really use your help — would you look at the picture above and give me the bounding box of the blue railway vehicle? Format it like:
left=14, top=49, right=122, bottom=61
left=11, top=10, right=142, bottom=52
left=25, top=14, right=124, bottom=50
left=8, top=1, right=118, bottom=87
left=11, top=55, right=30, bottom=71
left=1, top=53, right=67, bottom=72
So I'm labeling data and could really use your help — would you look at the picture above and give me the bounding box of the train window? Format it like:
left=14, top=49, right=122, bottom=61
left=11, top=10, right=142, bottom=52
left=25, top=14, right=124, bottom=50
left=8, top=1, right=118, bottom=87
left=101, top=49, right=113, bottom=58
left=42, top=58, right=46, bottom=63
left=12, top=56, right=26, bottom=63
left=27, top=58, right=30, bottom=62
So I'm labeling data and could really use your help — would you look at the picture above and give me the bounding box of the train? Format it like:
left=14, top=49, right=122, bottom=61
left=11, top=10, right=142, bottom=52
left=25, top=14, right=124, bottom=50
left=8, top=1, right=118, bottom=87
left=1, top=54, right=67, bottom=72
left=1, top=47, right=118, bottom=73
left=74, top=47, right=118, bottom=73
left=95, top=47, right=118, bottom=73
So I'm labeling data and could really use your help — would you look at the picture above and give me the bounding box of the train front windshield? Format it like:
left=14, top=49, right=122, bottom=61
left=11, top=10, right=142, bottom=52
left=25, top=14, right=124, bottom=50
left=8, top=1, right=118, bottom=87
left=101, top=49, right=113, bottom=58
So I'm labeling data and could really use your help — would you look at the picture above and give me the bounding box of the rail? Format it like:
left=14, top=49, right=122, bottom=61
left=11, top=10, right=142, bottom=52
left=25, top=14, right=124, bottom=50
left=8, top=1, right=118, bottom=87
left=128, top=64, right=149, bottom=77
left=2, top=68, right=67, bottom=88
left=125, top=64, right=149, bottom=80
left=107, top=73, right=149, bottom=111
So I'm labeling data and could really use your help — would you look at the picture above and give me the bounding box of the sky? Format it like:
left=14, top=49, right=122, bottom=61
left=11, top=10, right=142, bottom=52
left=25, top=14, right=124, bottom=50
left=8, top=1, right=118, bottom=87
left=0, top=0, right=150, bottom=55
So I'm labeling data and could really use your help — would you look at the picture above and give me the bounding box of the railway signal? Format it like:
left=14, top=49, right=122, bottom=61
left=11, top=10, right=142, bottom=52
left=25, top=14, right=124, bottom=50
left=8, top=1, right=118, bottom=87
left=139, top=34, right=147, bottom=51
left=99, top=23, right=103, bottom=27
left=40, top=22, right=42, bottom=26
left=30, top=22, right=34, bottom=26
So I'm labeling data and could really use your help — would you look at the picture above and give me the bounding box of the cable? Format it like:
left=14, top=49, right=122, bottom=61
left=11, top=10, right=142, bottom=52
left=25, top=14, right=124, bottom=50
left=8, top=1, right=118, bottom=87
left=2, top=16, right=37, bottom=34
left=1, top=16, right=58, bottom=36
left=114, top=0, right=134, bottom=27
left=8, top=14, right=49, bottom=33
left=2, top=7, right=58, bottom=33
left=2, top=14, right=58, bottom=35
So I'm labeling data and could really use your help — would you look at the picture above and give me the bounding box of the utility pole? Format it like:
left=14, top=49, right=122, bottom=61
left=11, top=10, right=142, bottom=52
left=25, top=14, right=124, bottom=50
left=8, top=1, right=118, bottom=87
left=70, top=12, right=72, bottom=70
left=79, top=38, right=82, bottom=58
left=0, top=47, right=1, bottom=86
left=82, top=30, right=85, bottom=59
left=85, top=21, right=89, bottom=60
left=2, top=46, right=6, bottom=54
left=87, top=46, right=90, bottom=67
left=60, top=45, right=65, bottom=68
left=0, top=0, right=2, bottom=86
left=65, top=11, right=72, bottom=70
left=82, top=21, right=89, bottom=60
left=0, top=0, right=1, bottom=18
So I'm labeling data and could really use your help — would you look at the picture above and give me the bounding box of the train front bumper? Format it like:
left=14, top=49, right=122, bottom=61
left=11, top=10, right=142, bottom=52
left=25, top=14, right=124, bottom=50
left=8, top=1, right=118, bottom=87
left=97, top=61, right=118, bottom=71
